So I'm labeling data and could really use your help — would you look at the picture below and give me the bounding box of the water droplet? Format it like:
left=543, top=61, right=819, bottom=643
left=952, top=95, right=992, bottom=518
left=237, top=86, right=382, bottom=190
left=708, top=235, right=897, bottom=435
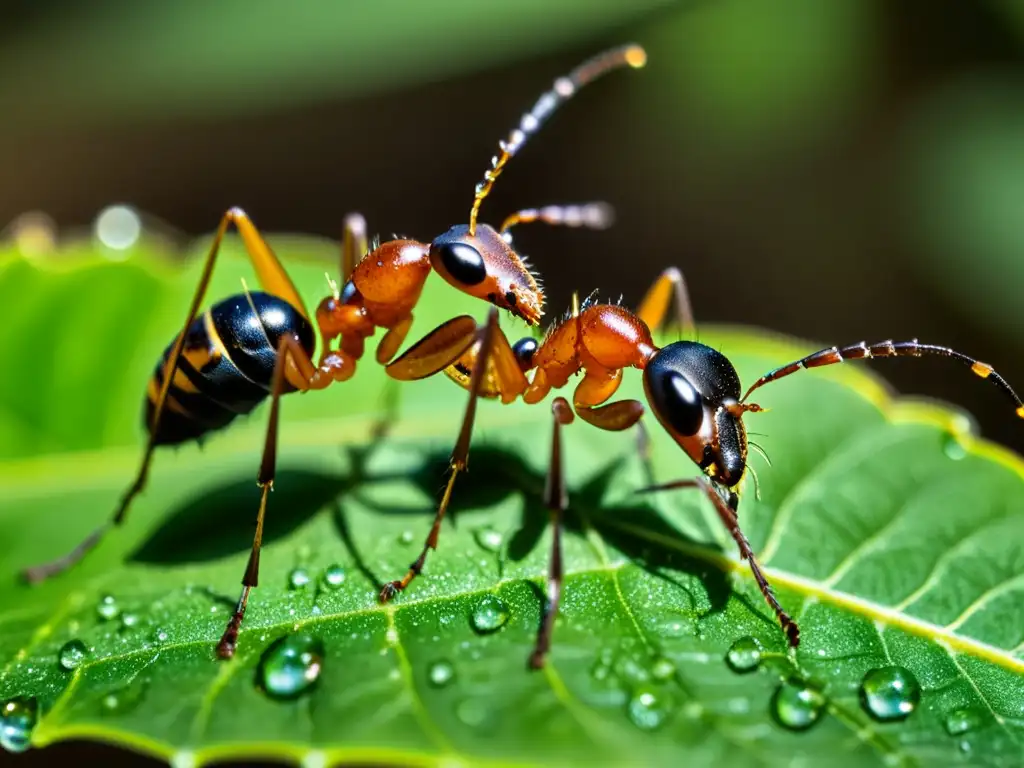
left=651, top=656, right=677, bottom=682
left=473, top=526, right=504, bottom=553
left=614, top=654, right=650, bottom=685
left=427, top=660, right=455, bottom=688
left=0, top=697, right=38, bottom=753
left=151, top=628, right=169, bottom=645
left=944, top=707, right=983, bottom=737
left=120, top=613, right=139, bottom=631
left=859, top=666, right=921, bottom=722
left=726, top=636, right=763, bottom=673
left=399, top=530, right=415, bottom=545
left=288, top=567, right=311, bottom=590
left=771, top=682, right=826, bottom=731
left=96, top=595, right=119, bottom=621
left=100, top=681, right=146, bottom=715
left=469, top=595, right=509, bottom=634
left=322, top=564, right=346, bottom=589
left=943, top=433, right=967, bottom=461
left=626, top=686, right=670, bottom=731
left=58, top=639, right=88, bottom=671
left=591, top=658, right=613, bottom=682
left=455, top=698, right=490, bottom=728
left=256, top=633, right=325, bottom=701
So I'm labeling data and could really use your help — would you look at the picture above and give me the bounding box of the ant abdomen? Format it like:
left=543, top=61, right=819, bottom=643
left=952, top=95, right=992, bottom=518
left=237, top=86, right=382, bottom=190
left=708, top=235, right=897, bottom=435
left=146, top=291, right=314, bottom=446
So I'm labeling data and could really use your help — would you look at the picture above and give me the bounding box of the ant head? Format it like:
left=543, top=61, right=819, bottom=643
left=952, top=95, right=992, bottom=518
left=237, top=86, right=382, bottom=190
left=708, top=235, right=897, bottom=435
left=643, top=341, right=748, bottom=487
left=429, top=224, right=543, bottom=325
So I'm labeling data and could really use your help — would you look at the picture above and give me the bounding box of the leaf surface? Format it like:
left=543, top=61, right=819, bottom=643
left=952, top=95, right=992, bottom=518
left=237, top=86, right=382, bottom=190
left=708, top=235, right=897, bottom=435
left=1, top=240, right=1022, bottom=767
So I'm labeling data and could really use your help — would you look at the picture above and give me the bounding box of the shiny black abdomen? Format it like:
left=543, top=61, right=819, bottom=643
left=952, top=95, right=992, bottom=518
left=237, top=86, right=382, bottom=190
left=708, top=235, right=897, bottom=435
left=145, top=291, right=315, bottom=445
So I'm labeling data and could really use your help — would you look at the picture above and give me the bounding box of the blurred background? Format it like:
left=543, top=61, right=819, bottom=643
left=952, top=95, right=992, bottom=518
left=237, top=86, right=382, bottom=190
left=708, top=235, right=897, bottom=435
left=3, top=0, right=1024, bottom=453
left=3, top=0, right=1024, bottom=764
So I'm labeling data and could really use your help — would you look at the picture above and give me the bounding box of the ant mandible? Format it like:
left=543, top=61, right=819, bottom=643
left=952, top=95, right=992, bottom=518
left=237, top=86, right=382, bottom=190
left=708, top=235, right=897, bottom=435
left=20, top=44, right=648, bottom=660
left=380, top=272, right=1024, bottom=668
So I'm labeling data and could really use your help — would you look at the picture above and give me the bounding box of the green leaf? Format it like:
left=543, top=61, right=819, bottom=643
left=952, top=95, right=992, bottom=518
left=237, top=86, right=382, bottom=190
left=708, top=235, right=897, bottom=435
left=1, top=239, right=1023, bottom=767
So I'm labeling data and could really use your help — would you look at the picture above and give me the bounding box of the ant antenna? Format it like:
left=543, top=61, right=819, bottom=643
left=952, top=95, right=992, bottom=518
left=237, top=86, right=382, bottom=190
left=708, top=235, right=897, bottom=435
left=468, top=44, right=647, bottom=235
left=500, top=202, right=614, bottom=236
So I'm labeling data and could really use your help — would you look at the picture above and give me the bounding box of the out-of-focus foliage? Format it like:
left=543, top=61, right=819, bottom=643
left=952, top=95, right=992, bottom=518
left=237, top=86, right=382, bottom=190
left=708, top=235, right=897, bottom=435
left=0, top=0, right=678, bottom=127
left=898, top=73, right=1024, bottom=339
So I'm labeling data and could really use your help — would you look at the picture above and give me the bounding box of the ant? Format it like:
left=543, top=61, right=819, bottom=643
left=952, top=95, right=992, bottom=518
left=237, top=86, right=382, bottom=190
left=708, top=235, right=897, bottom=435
left=380, top=276, right=1024, bottom=668
left=19, top=44, right=648, bottom=660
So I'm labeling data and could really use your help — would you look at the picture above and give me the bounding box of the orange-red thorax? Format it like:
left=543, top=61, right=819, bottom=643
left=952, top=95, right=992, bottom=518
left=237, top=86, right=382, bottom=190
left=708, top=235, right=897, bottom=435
left=352, top=240, right=431, bottom=309
left=535, top=305, right=655, bottom=371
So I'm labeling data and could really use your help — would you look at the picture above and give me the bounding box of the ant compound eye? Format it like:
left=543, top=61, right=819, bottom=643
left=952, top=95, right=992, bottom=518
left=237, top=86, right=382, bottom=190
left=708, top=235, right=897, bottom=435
left=512, top=336, right=538, bottom=369
left=433, top=241, right=487, bottom=286
left=648, top=368, right=704, bottom=436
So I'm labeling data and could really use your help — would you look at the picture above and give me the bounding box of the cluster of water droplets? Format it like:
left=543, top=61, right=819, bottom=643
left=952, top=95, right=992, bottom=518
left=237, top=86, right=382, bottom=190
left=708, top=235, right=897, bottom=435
left=722, top=637, right=931, bottom=734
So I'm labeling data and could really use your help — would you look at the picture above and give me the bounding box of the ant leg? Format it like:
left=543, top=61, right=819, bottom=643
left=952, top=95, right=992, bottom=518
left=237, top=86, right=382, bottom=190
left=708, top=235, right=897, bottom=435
left=636, top=267, right=695, bottom=336
left=376, top=315, right=415, bottom=365
left=638, top=477, right=800, bottom=647
left=741, top=340, right=1024, bottom=420
left=217, top=334, right=318, bottom=660
left=340, top=212, right=368, bottom=284
left=442, top=322, right=530, bottom=404
left=22, top=208, right=306, bottom=584
left=385, top=316, right=479, bottom=381
left=380, top=308, right=500, bottom=601
left=573, top=366, right=645, bottom=432
left=529, top=397, right=574, bottom=669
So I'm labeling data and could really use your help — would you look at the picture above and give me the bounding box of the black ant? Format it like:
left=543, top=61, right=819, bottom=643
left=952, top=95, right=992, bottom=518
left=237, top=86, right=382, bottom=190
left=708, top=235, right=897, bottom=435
left=19, top=44, right=648, bottom=661
left=380, top=276, right=1024, bottom=667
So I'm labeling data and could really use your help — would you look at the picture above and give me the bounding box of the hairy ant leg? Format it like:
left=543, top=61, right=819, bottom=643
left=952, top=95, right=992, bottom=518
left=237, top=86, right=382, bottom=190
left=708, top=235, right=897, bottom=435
left=217, top=332, right=320, bottom=659
left=529, top=397, right=574, bottom=669
left=380, top=308, right=508, bottom=601
left=639, top=477, right=800, bottom=647
left=637, top=267, right=695, bottom=339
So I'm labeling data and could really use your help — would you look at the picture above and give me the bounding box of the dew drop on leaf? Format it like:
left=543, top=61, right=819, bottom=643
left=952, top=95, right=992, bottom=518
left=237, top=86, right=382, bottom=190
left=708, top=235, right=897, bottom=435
left=96, top=595, right=119, bottom=621
left=399, top=530, right=415, bottom=545
left=455, top=698, right=490, bottom=727
left=944, top=707, right=983, bottom=736
left=626, top=686, right=670, bottom=731
left=725, top=636, right=763, bottom=673
left=859, top=666, right=921, bottom=722
left=101, top=681, right=147, bottom=716
left=0, top=697, right=38, bottom=753
left=650, top=656, right=676, bottom=682
left=472, top=526, right=504, bottom=552
left=771, top=681, right=826, bottom=731
left=57, top=639, right=88, bottom=671
left=943, top=433, right=968, bottom=460
left=288, top=567, right=312, bottom=590
left=469, top=595, right=509, bottom=634
left=322, top=564, right=346, bottom=589
left=427, top=660, right=456, bottom=688
left=120, top=612, right=139, bottom=631
left=614, top=653, right=650, bottom=686
left=256, top=634, right=325, bottom=701
left=151, top=628, right=169, bottom=645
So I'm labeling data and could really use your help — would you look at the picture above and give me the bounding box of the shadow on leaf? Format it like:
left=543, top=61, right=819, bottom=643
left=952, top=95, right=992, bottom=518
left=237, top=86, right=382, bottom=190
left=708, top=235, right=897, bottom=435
left=129, top=469, right=350, bottom=565
left=358, top=441, right=732, bottom=621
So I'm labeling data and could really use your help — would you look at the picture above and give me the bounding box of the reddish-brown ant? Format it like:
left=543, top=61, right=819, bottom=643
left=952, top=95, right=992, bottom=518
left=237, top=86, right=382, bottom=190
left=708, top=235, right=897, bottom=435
left=20, top=44, right=648, bottom=660
left=382, top=278, right=1024, bottom=668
